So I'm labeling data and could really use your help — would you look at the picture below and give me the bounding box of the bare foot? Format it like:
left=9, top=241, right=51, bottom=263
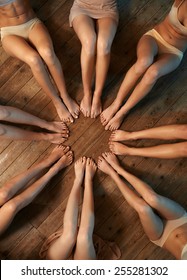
left=105, top=113, right=124, bottom=131
left=44, top=145, right=70, bottom=165
left=102, top=152, right=121, bottom=172
left=74, top=157, right=87, bottom=183
left=54, top=98, right=74, bottom=123
left=51, top=144, right=70, bottom=155
left=63, top=96, right=80, bottom=120
left=80, top=95, right=92, bottom=117
left=97, top=156, right=116, bottom=176
left=91, top=95, right=102, bottom=118
left=48, top=150, right=73, bottom=176
left=0, top=145, right=71, bottom=207
left=58, top=150, right=73, bottom=168
left=47, top=133, right=69, bottom=144
left=108, top=141, right=130, bottom=155
left=47, top=121, right=69, bottom=133
left=109, top=130, right=132, bottom=141
left=100, top=101, right=120, bottom=126
left=85, top=158, right=97, bottom=180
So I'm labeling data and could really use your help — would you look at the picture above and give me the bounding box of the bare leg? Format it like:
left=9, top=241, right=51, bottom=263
left=0, top=123, right=68, bottom=144
left=97, top=156, right=163, bottom=240
left=0, top=150, right=73, bottom=235
left=0, top=105, right=69, bottom=133
left=110, top=124, right=187, bottom=142
left=2, top=36, right=73, bottom=122
left=105, top=52, right=181, bottom=131
left=0, top=145, right=70, bottom=206
left=90, top=18, right=118, bottom=118
left=74, top=158, right=97, bottom=260
left=100, top=35, right=158, bottom=126
left=102, top=152, right=185, bottom=219
left=109, top=141, right=187, bottom=158
left=29, top=22, right=80, bottom=120
left=46, top=157, right=86, bottom=260
left=73, top=15, right=96, bottom=117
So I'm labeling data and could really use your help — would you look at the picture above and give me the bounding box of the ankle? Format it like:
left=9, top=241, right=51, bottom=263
left=42, top=120, right=50, bottom=129
left=53, top=96, right=62, bottom=104
left=111, top=170, right=120, bottom=180
left=85, top=175, right=94, bottom=184
left=82, top=93, right=92, bottom=101
left=93, top=90, right=102, bottom=98
left=60, top=92, right=70, bottom=100
left=83, top=88, right=92, bottom=96
left=113, top=99, right=122, bottom=109
left=128, top=131, right=137, bottom=140
left=116, top=166, right=124, bottom=176
left=74, top=178, right=83, bottom=186
left=126, top=147, right=134, bottom=156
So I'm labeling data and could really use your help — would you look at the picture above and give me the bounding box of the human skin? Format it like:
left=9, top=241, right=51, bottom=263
left=72, top=6, right=118, bottom=118
left=0, top=145, right=73, bottom=235
left=46, top=157, right=97, bottom=260
left=109, top=124, right=187, bottom=142
left=0, top=105, right=69, bottom=143
left=0, top=0, right=80, bottom=122
left=98, top=152, right=187, bottom=260
left=100, top=0, right=187, bottom=131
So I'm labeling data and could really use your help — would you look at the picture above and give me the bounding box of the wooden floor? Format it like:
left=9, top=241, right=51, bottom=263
left=0, top=0, right=187, bottom=260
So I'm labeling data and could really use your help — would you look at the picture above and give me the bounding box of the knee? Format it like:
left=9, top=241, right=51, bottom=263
left=0, top=201, right=18, bottom=235
left=0, top=125, right=6, bottom=136
left=144, top=66, right=160, bottom=84
left=27, top=52, right=43, bottom=71
left=2, top=200, right=18, bottom=215
left=134, top=56, right=153, bottom=75
left=76, top=228, right=93, bottom=245
left=38, top=46, right=56, bottom=65
left=62, top=227, right=77, bottom=245
left=178, top=125, right=187, bottom=139
left=0, top=189, right=9, bottom=206
left=82, top=34, right=96, bottom=56
left=136, top=200, right=153, bottom=217
left=0, top=106, right=9, bottom=120
left=179, top=142, right=187, bottom=156
left=97, top=38, right=112, bottom=56
left=144, top=191, right=160, bottom=208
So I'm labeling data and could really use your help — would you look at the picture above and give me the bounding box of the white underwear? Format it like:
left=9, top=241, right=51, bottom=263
left=0, top=17, right=42, bottom=41
left=144, top=28, right=183, bottom=61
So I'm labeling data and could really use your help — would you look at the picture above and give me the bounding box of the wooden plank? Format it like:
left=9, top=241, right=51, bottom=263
left=6, top=228, right=44, bottom=260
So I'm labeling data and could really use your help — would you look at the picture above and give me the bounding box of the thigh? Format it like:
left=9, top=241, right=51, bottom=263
left=72, top=15, right=96, bottom=44
left=96, top=17, right=118, bottom=47
left=151, top=53, right=182, bottom=77
left=74, top=239, right=96, bottom=260
left=155, top=194, right=186, bottom=220
left=46, top=233, right=76, bottom=260
left=138, top=204, right=164, bottom=241
left=137, top=35, right=158, bottom=60
left=2, top=35, right=37, bottom=62
left=28, top=21, right=54, bottom=50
